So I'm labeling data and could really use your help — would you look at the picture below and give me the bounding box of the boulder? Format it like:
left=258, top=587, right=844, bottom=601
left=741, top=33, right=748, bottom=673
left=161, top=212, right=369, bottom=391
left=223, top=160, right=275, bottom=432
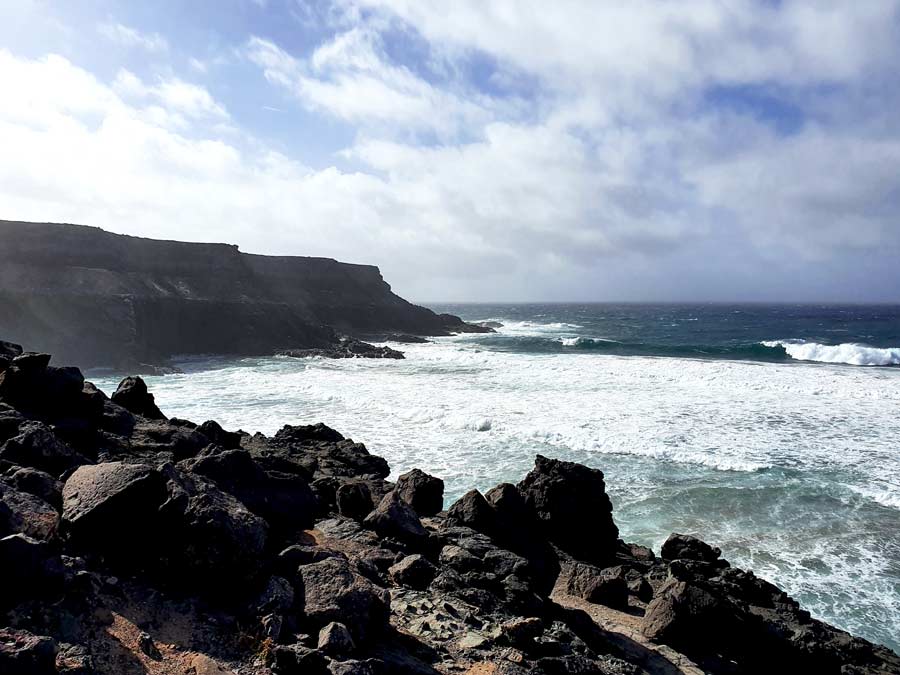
left=274, top=423, right=345, bottom=445
left=660, top=533, right=722, bottom=563
left=12, top=352, right=52, bottom=372
left=129, top=418, right=209, bottom=460
left=0, top=628, right=58, bottom=675
left=445, top=489, right=496, bottom=534
left=1, top=422, right=87, bottom=475
left=0, top=481, right=60, bottom=541
left=0, top=403, right=24, bottom=443
left=363, top=490, right=427, bottom=543
left=642, top=577, right=741, bottom=650
left=183, top=448, right=316, bottom=531
left=276, top=544, right=344, bottom=574
left=8, top=467, right=63, bottom=508
left=197, top=420, right=242, bottom=449
left=299, top=557, right=390, bottom=643
left=0, top=364, right=85, bottom=419
left=395, top=468, right=444, bottom=516
left=0, top=533, right=64, bottom=609
left=55, top=643, right=95, bottom=674
left=500, top=617, right=543, bottom=648
left=517, top=455, right=618, bottom=565
left=268, top=425, right=390, bottom=480
left=256, top=575, right=295, bottom=615
left=111, top=376, right=165, bottom=419
left=62, top=462, right=167, bottom=544
left=98, top=400, right=136, bottom=437
left=269, top=644, right=329, bottom=674
left=336, top=480, right=374, bottom=520
left=388, top=554, right=438, bottom=590
left=568, top=563, right=629, bottom=609
left=160, top=466, right=269, bottom=594
left=318, top=622, right=355, bottom=656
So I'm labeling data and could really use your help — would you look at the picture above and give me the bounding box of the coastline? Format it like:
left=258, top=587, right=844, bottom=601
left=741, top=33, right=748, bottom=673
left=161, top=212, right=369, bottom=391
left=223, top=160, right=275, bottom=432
left=2, top=340, right=898, bottom=673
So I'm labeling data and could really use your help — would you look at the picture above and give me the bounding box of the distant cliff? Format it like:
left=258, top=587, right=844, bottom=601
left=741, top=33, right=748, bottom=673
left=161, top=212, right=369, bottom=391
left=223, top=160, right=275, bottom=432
left=0, top=220, right=484, bottom=369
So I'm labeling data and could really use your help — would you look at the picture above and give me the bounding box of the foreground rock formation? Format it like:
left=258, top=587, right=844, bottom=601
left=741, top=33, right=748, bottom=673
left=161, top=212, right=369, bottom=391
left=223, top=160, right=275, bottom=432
left=2, top=339, right=898, bottom=674
left=0, top=220, right=488, bottom=371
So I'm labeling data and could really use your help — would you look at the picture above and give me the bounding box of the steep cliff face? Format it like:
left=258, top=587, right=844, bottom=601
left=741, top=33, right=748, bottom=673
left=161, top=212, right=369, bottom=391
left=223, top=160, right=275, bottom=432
left=0, top=220, right=479, bottom=368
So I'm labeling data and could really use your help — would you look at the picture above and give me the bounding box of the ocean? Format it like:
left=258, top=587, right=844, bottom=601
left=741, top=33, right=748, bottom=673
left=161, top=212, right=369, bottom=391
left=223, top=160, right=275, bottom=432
left=92, top=303, right=900, bottom=652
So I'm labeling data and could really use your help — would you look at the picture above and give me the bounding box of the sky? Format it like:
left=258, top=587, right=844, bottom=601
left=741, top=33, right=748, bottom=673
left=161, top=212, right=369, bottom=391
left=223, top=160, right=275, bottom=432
left=1, top=1, right=899, bottom=302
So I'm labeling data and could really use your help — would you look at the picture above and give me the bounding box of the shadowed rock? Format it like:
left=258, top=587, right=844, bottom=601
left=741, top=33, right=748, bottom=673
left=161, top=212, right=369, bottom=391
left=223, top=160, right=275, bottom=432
left=183, top=448, right=317, bottom=531
left=336, top=481, right=375, bottom=521
left=388, top=554, right=438, bottom=590
left=299, top=557, right=390, bottom=644
left=0, top=628, right=58, bottom=674
left=518, top=455, right=618, bottom=566
left=363, top=490, right=427, bottom=543
left=660, top=533, right=723, bottom=563
left=0, top=534, right=64, bottom=609
left=395, top=468, right=444, bottom=516
left=446, top=489, right=495, bottom=533
left=1, top=422, right=88, bottom=476
left=111, top=376, right=165, bottom=420
left=0, top=480, right=60, bottom=541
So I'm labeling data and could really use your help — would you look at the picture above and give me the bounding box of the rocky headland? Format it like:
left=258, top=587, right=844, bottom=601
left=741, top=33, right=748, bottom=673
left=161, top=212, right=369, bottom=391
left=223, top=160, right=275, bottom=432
left=2, top=338, right=899, bottom=674
left=0, top=220, right=488, bottom=372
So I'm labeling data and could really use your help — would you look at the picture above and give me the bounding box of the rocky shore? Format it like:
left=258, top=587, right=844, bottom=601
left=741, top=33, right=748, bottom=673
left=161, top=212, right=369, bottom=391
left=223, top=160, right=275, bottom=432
left=1, top=338, right=898, bottom=675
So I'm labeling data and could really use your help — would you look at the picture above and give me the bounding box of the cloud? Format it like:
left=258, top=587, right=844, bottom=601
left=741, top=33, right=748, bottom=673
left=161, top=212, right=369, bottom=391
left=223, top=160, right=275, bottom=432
left=98, top=21, right=169, bottom=52
left=245, top=29, right=507, bottom=139
left=2, top=2, right=900, bottom=300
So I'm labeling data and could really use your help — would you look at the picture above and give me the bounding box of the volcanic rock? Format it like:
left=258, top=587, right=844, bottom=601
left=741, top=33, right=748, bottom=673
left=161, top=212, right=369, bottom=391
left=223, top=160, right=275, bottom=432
left=395, top=468, right=444, bottom=516
left=517, top=455, right=618, bottom=565
left=0, top=628, right=58, bottom=675
left=0, top=480, right=60, bottom=541
left=660, top=532, right=723, bottom=563
left=299, top=557, right=391, bottom=643
left=111, top=376, right=165, bottom=419
left=1, top=422, right=87, bottom=476
left=336, top=480, right=375, bottom=520
left=389, top=554, right=438, bottom=590
left=363, top=490, right=428, bottom=543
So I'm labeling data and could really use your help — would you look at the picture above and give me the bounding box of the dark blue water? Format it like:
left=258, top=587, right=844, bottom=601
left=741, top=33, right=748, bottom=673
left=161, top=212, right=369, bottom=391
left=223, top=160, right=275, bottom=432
left=432, top=303, right=900, bottom=365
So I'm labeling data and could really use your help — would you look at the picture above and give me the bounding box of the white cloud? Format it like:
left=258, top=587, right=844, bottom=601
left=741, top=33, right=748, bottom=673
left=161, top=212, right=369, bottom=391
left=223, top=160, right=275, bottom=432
left=245, top=29, right=506, bottom=139
left=111, top=69, right=230, bottom=128
left=3, top=1, right=900, bottom=300
left=98, top=21, right=169, bottom=53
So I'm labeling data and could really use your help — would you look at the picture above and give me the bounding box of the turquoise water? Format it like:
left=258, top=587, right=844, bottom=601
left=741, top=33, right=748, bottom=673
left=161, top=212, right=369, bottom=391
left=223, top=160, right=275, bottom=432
left=92, top=304, right=900, bottom=652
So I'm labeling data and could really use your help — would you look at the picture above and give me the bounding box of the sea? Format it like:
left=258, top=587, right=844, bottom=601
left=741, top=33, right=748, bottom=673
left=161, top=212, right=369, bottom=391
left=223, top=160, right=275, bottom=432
left=91, top=303, right=900, bottom=652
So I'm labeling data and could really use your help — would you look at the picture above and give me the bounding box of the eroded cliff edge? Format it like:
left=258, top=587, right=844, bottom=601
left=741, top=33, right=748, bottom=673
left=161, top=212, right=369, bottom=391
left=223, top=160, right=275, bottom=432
left=0, top=220, right=485, bottom=369
left=1, top=339, right=898, bottom=674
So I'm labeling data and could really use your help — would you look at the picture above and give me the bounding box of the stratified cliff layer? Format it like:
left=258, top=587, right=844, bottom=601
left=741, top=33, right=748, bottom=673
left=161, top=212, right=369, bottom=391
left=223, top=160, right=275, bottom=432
left=0, top=220, right=483, bottom=369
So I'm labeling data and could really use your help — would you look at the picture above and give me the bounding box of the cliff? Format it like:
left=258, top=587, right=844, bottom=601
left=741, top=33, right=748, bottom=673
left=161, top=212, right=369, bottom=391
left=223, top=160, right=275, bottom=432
left=1, top=341, right=898, bottom=674
left=0, top=220, right=484, bottom=369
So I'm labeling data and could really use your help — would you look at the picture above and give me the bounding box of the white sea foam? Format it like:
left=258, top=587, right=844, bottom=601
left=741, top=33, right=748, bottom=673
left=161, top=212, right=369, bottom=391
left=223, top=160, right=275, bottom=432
left=495, top=320, right=584, bottom=333
left=558, top=336, right=618, bottom=347
left=762, top=340, right=900, bottom=366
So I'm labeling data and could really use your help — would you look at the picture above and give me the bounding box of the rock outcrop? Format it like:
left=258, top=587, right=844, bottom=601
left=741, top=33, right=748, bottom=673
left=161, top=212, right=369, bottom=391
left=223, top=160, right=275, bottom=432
left=1, top=342, right=898, bottom=674
left=0, top=220, right=490, bottom=370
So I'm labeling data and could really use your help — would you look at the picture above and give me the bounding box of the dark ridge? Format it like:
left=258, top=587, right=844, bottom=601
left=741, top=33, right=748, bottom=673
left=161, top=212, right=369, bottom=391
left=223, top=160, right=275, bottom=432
left=0, top=220, right=490, bottom=370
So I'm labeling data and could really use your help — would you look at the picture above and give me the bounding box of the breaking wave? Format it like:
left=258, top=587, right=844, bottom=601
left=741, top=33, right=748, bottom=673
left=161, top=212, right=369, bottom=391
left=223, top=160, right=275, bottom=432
left=761, top=341, right=900, bottom=366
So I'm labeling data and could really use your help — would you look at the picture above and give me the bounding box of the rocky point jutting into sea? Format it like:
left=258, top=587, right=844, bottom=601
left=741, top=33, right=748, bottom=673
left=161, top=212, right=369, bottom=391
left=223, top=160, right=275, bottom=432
left=1, top=337, right=899, bottom=674
left=0, top=220, right=488, bottom=372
